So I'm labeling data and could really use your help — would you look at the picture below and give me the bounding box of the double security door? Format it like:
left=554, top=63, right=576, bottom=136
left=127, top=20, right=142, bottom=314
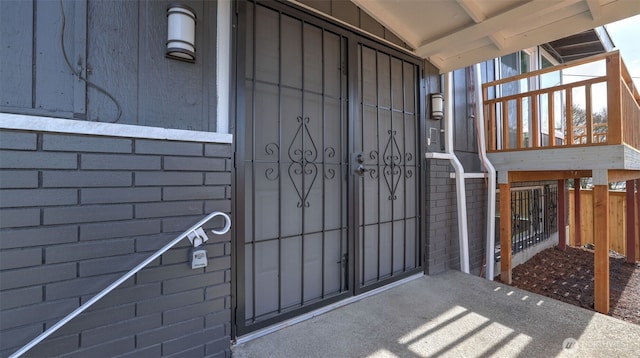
left=236, top=0, right=423, bottom=335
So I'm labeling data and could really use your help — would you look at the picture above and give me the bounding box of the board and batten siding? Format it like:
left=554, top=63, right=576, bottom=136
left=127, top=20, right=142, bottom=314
left=1, top=0, right=218, bottom=131
left=0, top=118, right=233, bottom=357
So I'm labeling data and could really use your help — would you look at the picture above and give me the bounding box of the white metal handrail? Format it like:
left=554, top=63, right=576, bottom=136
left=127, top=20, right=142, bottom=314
left=10, top=211, right=231, bottom=358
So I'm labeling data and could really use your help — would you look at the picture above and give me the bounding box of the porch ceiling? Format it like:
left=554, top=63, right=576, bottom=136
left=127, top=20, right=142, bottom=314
left=350, top=0, right=640, bottom=72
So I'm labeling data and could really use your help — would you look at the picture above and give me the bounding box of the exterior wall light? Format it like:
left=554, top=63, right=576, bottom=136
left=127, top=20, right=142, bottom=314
left=431, top=93, right=444, bottom=120
left=166, top=4, right=197, bottom=63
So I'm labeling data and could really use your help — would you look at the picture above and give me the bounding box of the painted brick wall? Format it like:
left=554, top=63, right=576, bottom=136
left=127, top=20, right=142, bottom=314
left=0, top=129, right=232, bottom=357
left=425, top=160, right=487, bottom=277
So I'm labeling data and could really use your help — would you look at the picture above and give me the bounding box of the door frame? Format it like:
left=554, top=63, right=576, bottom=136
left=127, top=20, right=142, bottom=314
left=231, top=0, right=427, bottom=338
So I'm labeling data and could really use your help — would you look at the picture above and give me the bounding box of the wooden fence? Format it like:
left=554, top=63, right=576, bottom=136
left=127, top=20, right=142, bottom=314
left=568, top=189, right=639, bottom=259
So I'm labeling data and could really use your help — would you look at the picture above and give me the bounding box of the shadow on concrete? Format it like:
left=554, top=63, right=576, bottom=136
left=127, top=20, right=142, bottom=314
left=232, top=270, right=640, bottom=357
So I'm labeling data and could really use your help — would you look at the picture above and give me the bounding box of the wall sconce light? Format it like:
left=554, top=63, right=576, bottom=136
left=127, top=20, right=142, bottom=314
left=166, top=4, right=197, bottom=63
left=431, top=93, right=444, bottom=120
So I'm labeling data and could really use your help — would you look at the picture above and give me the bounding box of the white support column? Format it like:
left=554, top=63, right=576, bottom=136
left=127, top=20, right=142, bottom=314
left=216, top=0, right=232, bottom=134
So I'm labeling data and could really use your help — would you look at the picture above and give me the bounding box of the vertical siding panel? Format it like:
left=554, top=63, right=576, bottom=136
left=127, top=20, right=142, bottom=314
left=0, top=0, right=34, bottom=108
left=73, top=0, right=87, bottom=116
left=86, top=0, right=137, bottom=123
left=34, top=0, right=74, bottom=112
left=137, top=1, right=207, bottom=131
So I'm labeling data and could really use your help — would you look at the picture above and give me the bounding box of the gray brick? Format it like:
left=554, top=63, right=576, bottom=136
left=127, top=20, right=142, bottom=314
left=0, top=189, right=77, bottom=208
left=163, top=298, right=225, bottom=324
left=135, top=201, right=203, bottom=219
left=0, top=324, right=42, bottom=355
left=135, top=140, right=202, bottom=156
left=205, top=199, right=231, bottom=213
left=81, top=282, right=160, bottom=309
left=26, top=333, right=79, bottom=357
left=118, top=345, right=162, bottom=358
left=81, top=153, right=161, bottom=170
left=82, top=314, right=161, bottom=347
left=136, top=318, right=203, bottom=348
left=205, top=335, right=231, bottom=357
left=0, top=208, right=40, bottom=228
left=69, top=336, right=135, bottom=358
left=135, top=172, right=203, bottom=186
left=137, top=290, right=203, bottom=316
left=47, top=273, right=125, bottom=300
left=0, top=225, right=78, bottom=249
left=166, top=345, right=205, bottom=358
left=43, top=134, right=132, bottom=153
left=0, top=247, right=42, bottom=269
left=0, top=150, right=77, bottom=169
left=43, top=171, right=132, bottom=188
left=135, top=232, right=179, bottom=252
left=160, top=246, right=190, bottom=265
left=0, top=298, right=78, bottom=330
left=162, top=329, right=209, bottom=356
left=205, top=256, right=231, bottom=272
left=81, top=187, right=160, bottom=204
left=0, top=131, right=37, bottom=150
left=0, top=263, right=76, bottom=290
left=205, top=309, right=230, bottom=328
left=51, top=304, right=136, bottom=337
left=204, top=143, right=232, bottom=158
left=79, top=253, right=147, bottom=277
left=0, top=170, right=38, bottom=188
left=163, top=271, right=225, bottom=294
left=161, top=215, right=203, bottom=233
left=205, top=172, right=231, bottom=185
left=164, top=156, right=226, bottom=171
left=0, top=286, right=42, bottom=310
left=205, top=283, right=230, bottom=301
left=163, top=186, right=225, bottom=201
left=136, top=263, right=197, bottom=284
left=46, top=239, right=134, bottom=264
left=80, top=219, right=160, bottom=241
left=43, top=204, right=133, bottom=225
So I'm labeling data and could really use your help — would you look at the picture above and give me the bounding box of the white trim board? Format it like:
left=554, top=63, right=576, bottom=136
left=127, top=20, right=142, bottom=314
left=0, top=113, right=233, bottom=144
left=487, top=145, right=640, bottom=172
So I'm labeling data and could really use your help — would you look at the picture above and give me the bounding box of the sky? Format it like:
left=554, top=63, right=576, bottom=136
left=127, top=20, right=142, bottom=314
left=607, top=14, right=640, bottom=89
left=562, top=15, right=640, bottom=111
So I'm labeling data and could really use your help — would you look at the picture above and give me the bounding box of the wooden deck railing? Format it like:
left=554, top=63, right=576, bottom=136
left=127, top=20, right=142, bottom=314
left=482, top=51, right=640, bottom=153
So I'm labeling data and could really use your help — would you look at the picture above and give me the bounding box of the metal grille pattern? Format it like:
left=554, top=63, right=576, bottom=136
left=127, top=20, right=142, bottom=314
left=510, top=185, right=559, bottom=254
left=240, top=2, right=349, bottom=327
left=358, top=45, right=420, bottom=287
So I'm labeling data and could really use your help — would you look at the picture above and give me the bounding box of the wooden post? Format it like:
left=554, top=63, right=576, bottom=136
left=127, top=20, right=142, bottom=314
left=637, top=179, right=640, bottom=261
left=574, top=178, right=582, bottom=247
left=558, top=180, right=566, bottom=251
left=500, top=182, right=512, bottom=283
left=593, top=184, right=610, bottom=314
left=606, top=52, right=622, bottom=145
left=628, top=180, right=638, bottom=263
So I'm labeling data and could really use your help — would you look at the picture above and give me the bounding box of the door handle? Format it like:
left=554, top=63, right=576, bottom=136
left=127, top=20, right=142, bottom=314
left=354, top=164, right=369, bottom=176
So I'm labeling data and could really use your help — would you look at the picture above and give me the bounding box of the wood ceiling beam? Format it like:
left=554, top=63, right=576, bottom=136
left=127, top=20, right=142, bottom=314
left=350, top=0, right=420, bottom=48
left=586, top=0, right=602, bottom=20
left=456, top=0, right=485, bottom=22
left=416, top=0, right=580, bottom=58
left=456, top=0, right=506, bottom=50
left=509, top=170, right=593, bottom=183
left=434, top=0, right=640, bottom=72
left=607, top=170, right=640, bottom=183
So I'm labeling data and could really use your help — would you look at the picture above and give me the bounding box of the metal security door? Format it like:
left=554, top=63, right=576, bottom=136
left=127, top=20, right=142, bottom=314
left=236, top=1, right=350, bottom=334
left=354, top=43, right=422, bottom=291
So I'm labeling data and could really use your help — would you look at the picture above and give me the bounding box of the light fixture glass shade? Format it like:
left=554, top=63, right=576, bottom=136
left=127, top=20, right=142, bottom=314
left=431, top=93, right=444, bottom=120
left=166, top=4, right=197, bottom=63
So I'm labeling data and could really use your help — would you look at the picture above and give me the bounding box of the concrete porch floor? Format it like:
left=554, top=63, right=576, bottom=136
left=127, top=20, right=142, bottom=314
left=232, top=270, right=640, bottom=357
